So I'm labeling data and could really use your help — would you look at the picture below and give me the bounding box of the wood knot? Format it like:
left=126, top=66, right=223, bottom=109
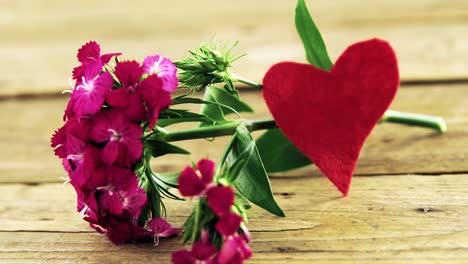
left=274, top=192, right=296, bottom=197
left=277, top=246, right=296, bottom=253
left=416, top=207, right=441, bottom=213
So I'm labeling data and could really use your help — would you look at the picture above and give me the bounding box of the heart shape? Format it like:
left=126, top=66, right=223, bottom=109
left=263, top=39, right=399, bottom=195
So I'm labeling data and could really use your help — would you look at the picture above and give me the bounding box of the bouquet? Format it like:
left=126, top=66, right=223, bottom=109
left=51, top=1, right=446, bottom=263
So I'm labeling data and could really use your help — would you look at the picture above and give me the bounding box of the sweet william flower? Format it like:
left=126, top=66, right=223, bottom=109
left=206, top=186, right=235, bottom=216
left=105, top=60, right=146, bottom=121
left=216, top=235, right=252, bottom=264
left=106, top=218, right=149, bottom=245
left=87, top=166, right=146, bottom=217
left=51, top=117, right=93, bottom=158
left=178, top=159, right=215, bottom=197
left=215, top=212, right=242, bottom=237
left=147, top=218, right=182, bottom=245
left=68, top=69, right=113, bottom=118
left=72, top=41, right=121, bottom=81
left=91, top=110, right=143, bottom=166
left=172, top=231, right=217, bottom=264
left=143, top=55, right=178, bottom=92
left=138, top=75, right=172, bottom=130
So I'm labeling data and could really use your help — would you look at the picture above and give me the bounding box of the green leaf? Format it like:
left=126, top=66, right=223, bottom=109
left=146, top=139, right=190, bottom=158
left=200, top=86, right=253, bottom=125
left=158, top=109, right=210, bottom=127
left=154, top=172, right=180, bottom=188
left=225, top=141, right=255, bottom=183
left=256, top=129, right=311, bottom=172
left=295, top=0, right=333, bottom=70
left=226, top=126, right=285, bottom=217
left=207, top=86, right=253, bottom=114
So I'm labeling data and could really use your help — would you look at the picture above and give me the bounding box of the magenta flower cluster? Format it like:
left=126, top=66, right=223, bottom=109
left=173, top=159, right=253, bottom=264
left=51, top=41, right=180, bottom=244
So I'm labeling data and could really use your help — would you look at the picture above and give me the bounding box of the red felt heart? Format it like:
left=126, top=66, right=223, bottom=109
left=263, top=39, right=399, bottom=195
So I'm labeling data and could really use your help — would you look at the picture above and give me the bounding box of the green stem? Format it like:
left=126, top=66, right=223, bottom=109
left=381, top=110, right=447, bottom=133
left=234, top=76, right=263, bottom=88
left=157, top=110, right=445, bottom=143
left=159, top=119, right=277, bottom=142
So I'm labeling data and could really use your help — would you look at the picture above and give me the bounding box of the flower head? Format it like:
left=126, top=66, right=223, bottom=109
left=105, top=60, right=147, bottom=121
left=216, top=235, right=252, bottom=264
left=143, top=55, right=178, bottom=92
left=172, top=231, right=217, bottom=264
left=147, top=218, right=182, bottom=245
left=69, top=70, right=113, bottom=118
left=207, top=186, right=234, bottom=216
left=215, top=212, right=242, bottom=237
left=138, top=75, right=172, bottom=130
left=91, top=110, right=143, bottom=166
left=178, top=159, right=215, bottom=197
left=72, top=41, right=121, bottom=81
left=87, top=166, right=146, bottom=217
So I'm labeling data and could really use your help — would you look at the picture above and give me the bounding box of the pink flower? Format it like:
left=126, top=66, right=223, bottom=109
left=178, top=159, right=215, bottom=197
left=51, top=117, right=93, bottom=158
left=206, top=186, right=234, bottom=216
left=87, top=166, right=147, bottom=217
left=147, top=218, right=182, bottom=245
left=91, top=110, right=143, bottom=166
left=105, top=61, right=146, bottom=121
left=172, top=231, right=217, bottom=264
left=72, top=41, right=121, bottom=81
left=216, top=236, right=253, bottom=264
left=66, top=143, right=101, bottom=189
left=106, top=218, right=149, bottom=245
left=138, top=75, right=172, bottom=130
left=75, top=188, right=105, bottom=233
left=143, top=55, right=178, bottom=92
left=69, top=70, right=113, bottom=118
left=215, top=212, right=242, bottom=237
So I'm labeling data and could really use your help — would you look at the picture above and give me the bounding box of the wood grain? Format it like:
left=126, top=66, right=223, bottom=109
left=1, top=174, right=467, bottom=263
left=1, top=0, right=468, bottom=96
left=1, top=84, right=466, bottom=183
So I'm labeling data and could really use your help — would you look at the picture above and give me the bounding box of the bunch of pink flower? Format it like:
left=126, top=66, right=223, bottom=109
left=51, top=41, right=180, bottom=244
left=173, top=159, right=253, bottom=264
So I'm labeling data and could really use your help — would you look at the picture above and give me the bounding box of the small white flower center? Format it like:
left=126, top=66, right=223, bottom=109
left=108, top=129, right=122, bottom=141
left=149, top=56, right=164, bottom=75
left=76, top=76, right=95, bottom=92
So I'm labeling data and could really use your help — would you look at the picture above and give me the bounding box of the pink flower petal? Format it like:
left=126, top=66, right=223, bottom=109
left=206, top=186, right=235, bottom=216
left=172, top=250, right=196, bottom=264
left=77, top=41, right=101, bottom=63
left=197, top=159, right=215, bottom=184
left=178, top=167, right=207, bottom=197
left=72, top=72, right=112, bottom=118
left=102, top=140, right=120, bottom=165
left=138, top=75, right=172, bottom=130
left=100, top=190, right=124, bottom=215
left=216, top=236, right=252, bottom=264
left=147, top=218, right=181, bottom=238
left=115, top=60, right=144, bottom=87
left=216, top=236, right=243, bottom=264
left=100, top=52, right=122, bottom=64
left=191, top=232, right=217, bottom=260
left=142, top=55, right=178, bottom=92
left=215, top=212, right=242, bottom=237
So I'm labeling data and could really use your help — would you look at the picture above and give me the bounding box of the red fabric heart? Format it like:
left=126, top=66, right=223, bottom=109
left=263, top=39, right=399, bottom=195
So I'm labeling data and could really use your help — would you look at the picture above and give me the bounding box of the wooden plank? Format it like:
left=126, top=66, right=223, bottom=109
left=1, top=0, right=468, bottom=96
left=0, top=84, right=467, bottom=183
left=1, top=174, right=467, bottom=263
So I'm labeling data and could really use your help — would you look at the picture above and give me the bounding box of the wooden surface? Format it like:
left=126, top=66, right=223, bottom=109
left=1, top=0, right=468, bottom=263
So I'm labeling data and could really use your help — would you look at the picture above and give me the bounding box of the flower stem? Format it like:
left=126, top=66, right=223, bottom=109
left=234, top=76, right=263, bottom=89
left=159, top=119, right=276, bottom=142
left=157, top=110, right=445, bottom=143
left=381, top=110, right=447, bottom=133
